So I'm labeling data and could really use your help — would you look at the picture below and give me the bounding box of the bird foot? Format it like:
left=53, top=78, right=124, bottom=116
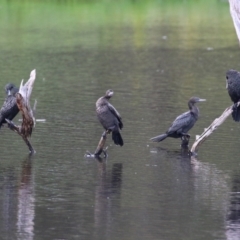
left=181, top=142, right=189, bottom=148
left=233, top=103, right=238, bottom=111
left=183, top=134, right=190, bottom=138
left=29, top=148, right=36, bottom=155
left=84, top=147, right=108, bottom=159
left=84, top=151, right=95, bottom=158
left=181, top=134, right=190, bottom=147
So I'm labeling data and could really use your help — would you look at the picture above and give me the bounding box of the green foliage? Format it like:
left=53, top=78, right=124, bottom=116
left=0, top=0, right=231, bottom=51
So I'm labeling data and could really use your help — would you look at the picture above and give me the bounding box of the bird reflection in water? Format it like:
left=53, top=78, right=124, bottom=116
left=93, top=162, right=123, bottom=237
left=0, top=155, right=35, bottom=240
left=226, top=173, right=240, bottom=239
left=16, top=155, right=35, bottom=240
left=2, top=168, right=18, bottom=236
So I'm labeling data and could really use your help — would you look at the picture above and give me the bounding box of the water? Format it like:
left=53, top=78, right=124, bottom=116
left=0, top=0, right=240, bottom=239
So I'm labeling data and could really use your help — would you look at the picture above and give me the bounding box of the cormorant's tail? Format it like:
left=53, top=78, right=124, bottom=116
left=232, top=104, right=240, bottom=122
left=150, top=134, right=168, bottom=142
left=112, top=130, right=124, bottom=146
left=0, top=118, right=3, bottom=129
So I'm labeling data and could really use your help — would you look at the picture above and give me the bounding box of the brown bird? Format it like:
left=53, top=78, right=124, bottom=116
left=96, top=89, right=123, bottom=146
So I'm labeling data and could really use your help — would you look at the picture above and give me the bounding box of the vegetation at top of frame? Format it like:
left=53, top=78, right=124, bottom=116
left=0, top=0, right=230, bottom=29
left=0, top=0, right=233, bottom=50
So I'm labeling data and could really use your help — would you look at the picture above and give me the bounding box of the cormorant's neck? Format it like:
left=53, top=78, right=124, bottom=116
left=104, top=96, right=111, bottom=100
left=189, top=103, right=199, bottom=117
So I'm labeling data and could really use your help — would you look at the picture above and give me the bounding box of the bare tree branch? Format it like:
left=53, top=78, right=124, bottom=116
left=190, top=102, right=240, bottom=155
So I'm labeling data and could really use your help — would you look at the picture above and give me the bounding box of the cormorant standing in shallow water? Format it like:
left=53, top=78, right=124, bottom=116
left=0, top=83, right=19, bottom=128
left=96, top=89, right=123, bottom=146
left=226, top=69, right=240, bottom=121
left=151, top=97, right=206, bottom=143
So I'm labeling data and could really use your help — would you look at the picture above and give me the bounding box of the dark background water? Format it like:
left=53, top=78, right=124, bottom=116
left=0, top=0, right=240, bottom=239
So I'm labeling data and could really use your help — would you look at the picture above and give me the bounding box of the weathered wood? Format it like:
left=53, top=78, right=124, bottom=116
left=190, top=103, right=239, bottom=155
left=229, top=0, right=240, bottom=44
left=17, top=69, right=36, bottom=138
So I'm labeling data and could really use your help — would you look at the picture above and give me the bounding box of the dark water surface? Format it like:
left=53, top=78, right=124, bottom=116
left=0, top=0, right=240, bottom=239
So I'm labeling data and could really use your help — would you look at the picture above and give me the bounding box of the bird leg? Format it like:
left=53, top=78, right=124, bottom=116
left=181, top=134, right=190, bottom=147
left=5, top=119, right=35, bottom=154
left=232, top=102, right=239, bottom=111
left=85, top=130, right=110, bottom=158
left=6, top=119, right=20, bottom=132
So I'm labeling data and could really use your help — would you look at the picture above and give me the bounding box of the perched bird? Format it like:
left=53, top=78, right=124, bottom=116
left=151, top=97, right=206, bottom=143
left=5, top=70, right=36, bottom=154
left=0, top=83, right=19, bottom=128
left=226, top=69, right=240, bottom=121
left=5, top=83, right=18, bottom=96
left=96, top=89, right=123, bottom=146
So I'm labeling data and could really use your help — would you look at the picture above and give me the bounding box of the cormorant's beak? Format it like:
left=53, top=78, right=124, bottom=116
left=198, top=99, right=206, bottom=102
left=7, top=90, right=11, bottom=96
left=226, top=80, right=228, bottom=89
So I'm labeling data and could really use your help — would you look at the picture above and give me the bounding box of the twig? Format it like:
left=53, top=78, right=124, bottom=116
left=190, top=102, right=240, bottom=155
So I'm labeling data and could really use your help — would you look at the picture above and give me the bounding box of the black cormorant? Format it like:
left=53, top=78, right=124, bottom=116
left=0, top=83, right=19, bottom=128
left=96, top=89, right=123, bottom=146
left=226, top=69, right=240, bottom=121
left=151, top=97, right=206, bottom=143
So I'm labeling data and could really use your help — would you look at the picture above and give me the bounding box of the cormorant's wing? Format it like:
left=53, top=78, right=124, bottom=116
left=0, top=96, right=18, bottom=126
left=167, top=111, right=193, bottom=134
left=107, top=103, right=123, bottom=129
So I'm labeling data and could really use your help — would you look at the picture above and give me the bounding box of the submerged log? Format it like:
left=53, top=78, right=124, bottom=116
left=6, top=69, right=36, bottom=154
left=190, top=102, right=240, bottom=155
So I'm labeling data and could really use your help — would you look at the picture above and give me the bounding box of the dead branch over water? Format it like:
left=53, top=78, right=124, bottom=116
left=190, top=102, right=240, bottom=155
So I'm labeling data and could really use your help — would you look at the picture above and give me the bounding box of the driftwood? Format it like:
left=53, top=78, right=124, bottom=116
left=6, top=69, right=36, bottom=154
left=190, top=102, right=239, bottom=155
